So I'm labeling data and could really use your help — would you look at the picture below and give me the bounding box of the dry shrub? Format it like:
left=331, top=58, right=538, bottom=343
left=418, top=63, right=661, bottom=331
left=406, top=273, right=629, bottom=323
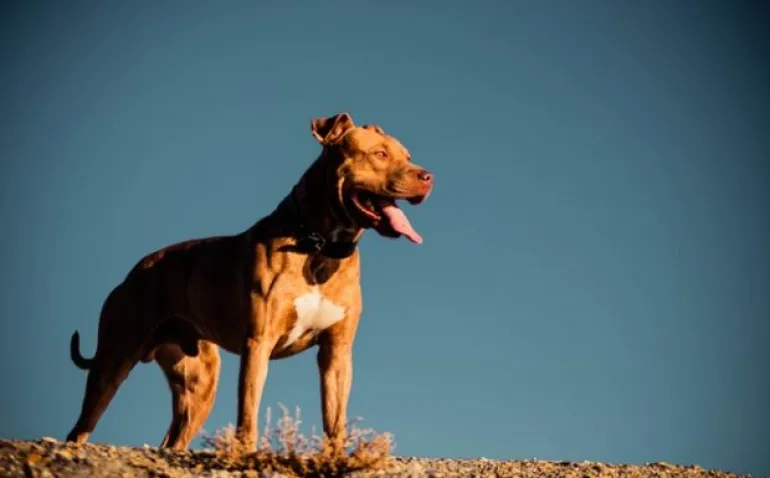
left=200, top=404, right=394, bottom=477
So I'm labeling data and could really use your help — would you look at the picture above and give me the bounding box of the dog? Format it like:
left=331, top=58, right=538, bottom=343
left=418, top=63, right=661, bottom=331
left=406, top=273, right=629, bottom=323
left=66, top=112, right=434, bottom=451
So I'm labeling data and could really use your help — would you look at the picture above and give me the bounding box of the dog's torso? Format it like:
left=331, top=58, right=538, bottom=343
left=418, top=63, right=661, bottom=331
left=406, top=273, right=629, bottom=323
left=118, top=213, right=362, bottom=361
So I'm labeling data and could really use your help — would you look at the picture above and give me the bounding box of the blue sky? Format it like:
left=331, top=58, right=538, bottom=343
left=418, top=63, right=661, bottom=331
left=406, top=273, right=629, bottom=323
left=1, top=1, right=768, bottom=476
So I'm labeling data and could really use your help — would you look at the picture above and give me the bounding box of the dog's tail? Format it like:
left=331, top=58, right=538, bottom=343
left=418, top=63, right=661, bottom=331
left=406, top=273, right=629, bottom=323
left=70, top=331, right=94, bottom=370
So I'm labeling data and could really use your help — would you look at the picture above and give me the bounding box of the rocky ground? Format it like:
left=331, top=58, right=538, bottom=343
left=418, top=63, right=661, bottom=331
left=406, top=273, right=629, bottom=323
left=0, top=438, right=754, bottom=478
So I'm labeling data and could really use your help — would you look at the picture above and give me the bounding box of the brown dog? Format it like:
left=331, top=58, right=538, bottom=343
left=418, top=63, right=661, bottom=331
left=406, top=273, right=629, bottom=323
left=66, top=113, right=433, bottom=451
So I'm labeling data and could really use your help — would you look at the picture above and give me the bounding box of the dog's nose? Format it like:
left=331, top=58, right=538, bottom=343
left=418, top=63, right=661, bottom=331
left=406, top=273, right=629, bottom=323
left=417, top=169, right=433, bottom=184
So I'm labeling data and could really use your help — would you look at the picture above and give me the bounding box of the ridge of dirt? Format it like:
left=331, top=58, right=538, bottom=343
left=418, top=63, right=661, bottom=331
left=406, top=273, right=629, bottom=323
left=0, top=438, right=754, bottom=478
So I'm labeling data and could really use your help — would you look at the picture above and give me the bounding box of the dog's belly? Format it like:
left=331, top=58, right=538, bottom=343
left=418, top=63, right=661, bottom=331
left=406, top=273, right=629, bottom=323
left=181, top=292, right=246, bottom=355
left=202, top=320, right=246, bottom=355
left=186, top=286, right=348, bottom=359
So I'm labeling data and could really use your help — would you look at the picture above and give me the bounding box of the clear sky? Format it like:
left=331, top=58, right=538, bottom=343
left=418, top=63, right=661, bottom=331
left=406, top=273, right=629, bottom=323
left=1, top=1, right=768, bottom=476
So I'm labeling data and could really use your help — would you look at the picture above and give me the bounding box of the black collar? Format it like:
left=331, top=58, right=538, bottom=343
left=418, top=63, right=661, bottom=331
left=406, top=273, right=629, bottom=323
left=287, top=192, right=358, bottom=260
left=294, top=229, right=358, bottom=259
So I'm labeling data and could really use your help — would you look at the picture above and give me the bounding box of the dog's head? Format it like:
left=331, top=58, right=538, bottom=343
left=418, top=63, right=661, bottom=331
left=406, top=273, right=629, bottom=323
left=310, top=112, right=433, bottom=244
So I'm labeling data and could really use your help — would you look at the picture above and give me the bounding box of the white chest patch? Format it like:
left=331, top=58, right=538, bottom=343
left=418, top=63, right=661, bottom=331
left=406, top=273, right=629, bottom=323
left=283, top=287, right=345, bottom=349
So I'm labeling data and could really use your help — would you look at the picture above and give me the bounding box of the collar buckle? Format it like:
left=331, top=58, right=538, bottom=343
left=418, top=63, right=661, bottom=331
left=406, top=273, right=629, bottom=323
left=304, top=231, right=326, bottom=253
left=287, top=191, right=357, bottom=259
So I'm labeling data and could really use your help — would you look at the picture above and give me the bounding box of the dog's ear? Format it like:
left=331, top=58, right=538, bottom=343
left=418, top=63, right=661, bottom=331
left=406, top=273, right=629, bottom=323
left=311, top=113, right=355, bottom=145
left=361, top=124, right=385, bottom=135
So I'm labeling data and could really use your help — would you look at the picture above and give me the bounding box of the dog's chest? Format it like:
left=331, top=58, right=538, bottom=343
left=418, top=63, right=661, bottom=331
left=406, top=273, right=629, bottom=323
left=282, top=287, right=345, bottom=348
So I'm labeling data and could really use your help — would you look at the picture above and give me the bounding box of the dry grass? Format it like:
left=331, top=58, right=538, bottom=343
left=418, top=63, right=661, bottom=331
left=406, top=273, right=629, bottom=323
left=200, top=404, right=394, bottom=477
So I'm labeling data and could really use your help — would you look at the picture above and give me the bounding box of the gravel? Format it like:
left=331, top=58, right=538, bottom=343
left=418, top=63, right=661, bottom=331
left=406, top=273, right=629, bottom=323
left=0, top=438, right=753, bottom=478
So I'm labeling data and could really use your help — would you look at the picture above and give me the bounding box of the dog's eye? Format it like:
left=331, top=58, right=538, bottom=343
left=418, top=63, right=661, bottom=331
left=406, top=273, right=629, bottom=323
left=374, top=151, right=388, bottom=159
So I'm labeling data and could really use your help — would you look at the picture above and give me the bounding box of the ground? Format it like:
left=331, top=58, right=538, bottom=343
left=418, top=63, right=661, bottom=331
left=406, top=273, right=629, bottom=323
left=0, top=438, right=752, bottom=478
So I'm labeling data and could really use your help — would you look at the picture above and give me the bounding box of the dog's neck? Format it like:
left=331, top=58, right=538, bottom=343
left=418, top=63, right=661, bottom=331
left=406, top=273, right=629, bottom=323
left=275, top=153, right=363, bottom=259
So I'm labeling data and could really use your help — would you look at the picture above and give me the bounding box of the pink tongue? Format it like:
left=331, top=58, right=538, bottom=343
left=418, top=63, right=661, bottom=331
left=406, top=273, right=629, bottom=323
left=380, top=201, right=423, bottom=244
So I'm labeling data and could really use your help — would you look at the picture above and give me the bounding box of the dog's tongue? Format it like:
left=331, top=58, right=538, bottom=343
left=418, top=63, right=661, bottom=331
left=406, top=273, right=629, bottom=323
left=379, top=200, right=423, bottom=244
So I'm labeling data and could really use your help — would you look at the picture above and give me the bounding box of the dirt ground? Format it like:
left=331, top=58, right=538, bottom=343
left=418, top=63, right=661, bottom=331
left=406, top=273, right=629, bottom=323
left=0, top=438, right=753, bottom=478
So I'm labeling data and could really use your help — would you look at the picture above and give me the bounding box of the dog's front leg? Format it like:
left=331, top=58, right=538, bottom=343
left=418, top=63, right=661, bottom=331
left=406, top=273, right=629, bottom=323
left=236, top=336, right=271, bottom=451
left=317, top=335, right=353, bottom=452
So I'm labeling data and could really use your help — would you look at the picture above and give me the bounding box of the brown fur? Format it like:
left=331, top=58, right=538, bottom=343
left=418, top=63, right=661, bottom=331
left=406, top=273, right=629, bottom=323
left=66, top=113, right=433, bottom=451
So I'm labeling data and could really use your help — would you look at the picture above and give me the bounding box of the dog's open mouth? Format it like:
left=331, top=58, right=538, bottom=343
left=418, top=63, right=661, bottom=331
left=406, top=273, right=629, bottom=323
left=350, top=190, right=425, bottom=244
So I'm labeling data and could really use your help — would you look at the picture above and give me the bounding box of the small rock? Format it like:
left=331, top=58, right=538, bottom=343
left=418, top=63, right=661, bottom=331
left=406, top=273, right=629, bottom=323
left=26, top=452, right=43, bottom=464
left=55, top=449, right=72, bottom=460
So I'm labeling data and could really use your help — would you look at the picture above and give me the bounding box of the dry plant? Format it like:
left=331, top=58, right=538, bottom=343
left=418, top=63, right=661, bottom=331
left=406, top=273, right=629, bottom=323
left=200, top=403, right=394, bottom=477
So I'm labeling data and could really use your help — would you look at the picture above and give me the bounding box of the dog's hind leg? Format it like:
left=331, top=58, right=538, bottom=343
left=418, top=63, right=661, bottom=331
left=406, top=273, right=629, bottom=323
left=156, top=340, right=221, bottom=450
left=66, top=355, right=137, bottom=444
left=66, top=284, right=146, bottom=444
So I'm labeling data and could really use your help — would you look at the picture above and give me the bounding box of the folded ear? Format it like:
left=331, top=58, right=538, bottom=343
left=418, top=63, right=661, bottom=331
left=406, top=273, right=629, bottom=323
left=310, top=113, right=355, bottom=145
